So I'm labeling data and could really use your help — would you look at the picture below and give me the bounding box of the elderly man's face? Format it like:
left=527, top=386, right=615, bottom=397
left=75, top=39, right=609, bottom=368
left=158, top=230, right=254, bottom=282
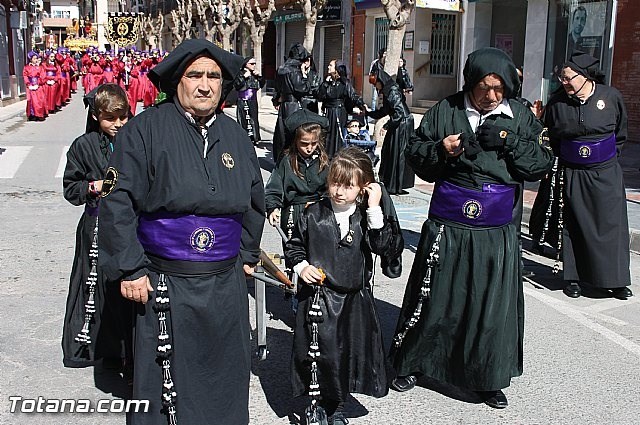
left=471, top=73, right=505, bottom=113
left=177, top=56, right=222, bottom=117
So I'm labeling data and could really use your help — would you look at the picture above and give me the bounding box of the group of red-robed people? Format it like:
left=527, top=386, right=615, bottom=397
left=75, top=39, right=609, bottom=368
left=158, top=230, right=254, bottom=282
left=23, top=48, right=78, bottom=121
left=23, top=47, right=168, bottom=120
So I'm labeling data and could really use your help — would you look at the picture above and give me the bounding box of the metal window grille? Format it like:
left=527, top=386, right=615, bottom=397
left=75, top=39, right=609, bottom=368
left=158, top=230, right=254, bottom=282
left=374, top=17, right=389, bottom=60
left=430, top=13, right=456, bottom=76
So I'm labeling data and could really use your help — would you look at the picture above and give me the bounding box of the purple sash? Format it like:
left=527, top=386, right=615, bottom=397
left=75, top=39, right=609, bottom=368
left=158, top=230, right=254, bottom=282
left=238, top=88, right=257, bottom=101
left=28, top=77, right=38, bottom=85
left=137, top=212, right=243, bottom=262
left=61, top=71, right=67, bottom=77
left=429, top=180, right=515, bottom=227
left=104, top=67, right=112, bottom=72
left=46, top=71, right=55, bottom=77
left=560, top=134, right=616, bottom=165
left=85, top=204, right=99, bottom=217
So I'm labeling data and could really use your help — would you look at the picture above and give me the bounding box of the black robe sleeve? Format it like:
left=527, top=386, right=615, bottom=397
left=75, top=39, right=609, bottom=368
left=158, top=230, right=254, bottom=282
left=63, top=134, right=93, bottom=206
left=264, top=158, right=286, bottom=214
left=99, top=122, right=152, bottom=282
left=405, top=102, right=449, bottom=182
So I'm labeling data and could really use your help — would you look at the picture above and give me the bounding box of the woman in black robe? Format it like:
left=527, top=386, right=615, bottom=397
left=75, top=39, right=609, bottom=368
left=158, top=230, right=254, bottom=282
left=62, top=84, right=133, bottom=369
left=543, top=51, right=632, bottom=299
left=316, top=59, right=365, bottom=158
left=366, top=69, right=415, bottom=194
left=234, top=57, right=265, bottom=144
left=272, top=43, right=312, bottom=161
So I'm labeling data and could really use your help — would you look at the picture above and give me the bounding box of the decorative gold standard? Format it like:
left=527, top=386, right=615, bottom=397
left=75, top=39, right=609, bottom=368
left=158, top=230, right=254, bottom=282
left=105, top=12, right=141, bottom=46
left=100, top=167, right=118, bottom=198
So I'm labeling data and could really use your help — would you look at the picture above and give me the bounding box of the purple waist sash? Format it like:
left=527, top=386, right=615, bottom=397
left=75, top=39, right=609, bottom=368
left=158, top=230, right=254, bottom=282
left=104, top=67, right=112, bottom=72
left=429, top=180, right=515, bottom=227
left=46, top=71, right=55, bottom=77
left=28, top=77, right=38, bottom=85
left=85, top=204, right=99, bottom=217
left=61, top=71, right=67, bottom=77
left=238, top=88, right=257, bottom=101
left=137, top=212, right=243, bottom=262
left=560, top=134, right=616, bottom=165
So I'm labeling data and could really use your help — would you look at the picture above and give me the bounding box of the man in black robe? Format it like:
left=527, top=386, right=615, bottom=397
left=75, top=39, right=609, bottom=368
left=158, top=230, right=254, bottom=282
left=390, top=48, right=553, bottom=409
left=98, top=39, right=265, bottom=425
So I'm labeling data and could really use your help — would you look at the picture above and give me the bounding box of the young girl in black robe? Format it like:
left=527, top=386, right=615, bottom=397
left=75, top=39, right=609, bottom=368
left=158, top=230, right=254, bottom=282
left=286, top=147, right=403, bottom=425
left=62, top=83, right=133, bottom=372
left=265, top=109, right=330, bottom=242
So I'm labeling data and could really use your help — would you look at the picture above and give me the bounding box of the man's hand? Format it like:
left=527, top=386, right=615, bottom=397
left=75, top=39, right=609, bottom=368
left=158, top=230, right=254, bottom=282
left=442, top=133, right=464, bottom=157
left=243, top=264, right=256, bottom=276
left=476, top=124, right=514, bottom=151
left=121, top=275, right=153, bottom=304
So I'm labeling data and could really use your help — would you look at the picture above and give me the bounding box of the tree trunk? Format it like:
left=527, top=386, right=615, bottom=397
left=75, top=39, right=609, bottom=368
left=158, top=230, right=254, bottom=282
left=298, top=0, right=327, bottom=53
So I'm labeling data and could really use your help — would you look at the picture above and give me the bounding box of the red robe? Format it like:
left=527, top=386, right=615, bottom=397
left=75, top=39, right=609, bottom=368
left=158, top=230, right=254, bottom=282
left=41, top=62, right=60, bottom=112
left=23, top=64, right=47, bottom=119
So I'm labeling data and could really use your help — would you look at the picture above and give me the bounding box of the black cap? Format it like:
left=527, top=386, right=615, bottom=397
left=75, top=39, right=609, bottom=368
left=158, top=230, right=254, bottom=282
left=284, top=109, right=329, bottom=133
left=287, top=43, right=310, bottom=61
left=462, top=47, right=520, bottom=99
left=148, top=39, right=244, bottom=100
left=563, top=50, right=603, bottom=82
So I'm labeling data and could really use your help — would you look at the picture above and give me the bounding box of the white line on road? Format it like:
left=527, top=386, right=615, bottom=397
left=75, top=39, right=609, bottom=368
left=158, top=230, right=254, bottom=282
left=54, top=146, right=69, bottom=178
left=524, top=286, right=640, bottom=357
left=0, top=146, right=32, bottom=178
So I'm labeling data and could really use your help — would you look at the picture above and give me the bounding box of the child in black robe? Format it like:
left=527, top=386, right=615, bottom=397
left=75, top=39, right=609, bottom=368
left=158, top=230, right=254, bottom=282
left=286, top=147, right=403, bottom=425
left=266, top=109, right=331, bottom=242
left=62, top=83, right=133, bottom=374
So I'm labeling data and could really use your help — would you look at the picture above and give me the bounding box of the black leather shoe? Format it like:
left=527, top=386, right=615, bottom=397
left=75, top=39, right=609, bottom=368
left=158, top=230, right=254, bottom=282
left=329, top=412, right=349, bottom=425
left=479, top=390, right=508, bottom=409
left=391, top=375, right=417, bottom=392
left=563, top=282, right=581, bottom=298
left=522, top=268, right=535, bottom=278
left=610, top=286, right=633, bottom=300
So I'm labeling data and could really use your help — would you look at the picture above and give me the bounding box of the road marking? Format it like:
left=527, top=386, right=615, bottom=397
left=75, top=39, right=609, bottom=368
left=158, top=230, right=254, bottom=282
left=524, top=286, right=640, bottom=357
left=54, top=146, right=69, bottom=178
left=0, top=146, right=32, bottom=178
left=586, top=297, right=640, bottom=313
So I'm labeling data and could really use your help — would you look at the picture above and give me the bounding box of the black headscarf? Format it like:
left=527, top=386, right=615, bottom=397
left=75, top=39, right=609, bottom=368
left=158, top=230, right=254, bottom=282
left=335, top=60, right=349, bottom=84
left=148, top=39, right=245, bottom=103
left=462, top=47, right=520, bottom=99
left=287, top=43, right=310, bottom=61
left=563, top=50, right=605, bottom=84
left=83, top=86, right=100, bottom=133
left=284, top=108, right=329, bottom=133
left=371, top=68, right=397, bottom=97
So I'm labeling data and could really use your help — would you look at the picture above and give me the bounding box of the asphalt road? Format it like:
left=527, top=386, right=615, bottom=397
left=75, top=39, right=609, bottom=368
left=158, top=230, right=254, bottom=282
left=0, top=94, right=639, bottom=425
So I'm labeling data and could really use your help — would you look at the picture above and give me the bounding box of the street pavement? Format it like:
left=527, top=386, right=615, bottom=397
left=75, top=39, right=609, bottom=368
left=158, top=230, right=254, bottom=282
left=0, top=94, right=639, bottom=425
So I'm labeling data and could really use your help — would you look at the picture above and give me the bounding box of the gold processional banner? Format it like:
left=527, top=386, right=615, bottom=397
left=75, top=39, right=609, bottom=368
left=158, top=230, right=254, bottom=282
left=106, top=12, right=141, bottom=46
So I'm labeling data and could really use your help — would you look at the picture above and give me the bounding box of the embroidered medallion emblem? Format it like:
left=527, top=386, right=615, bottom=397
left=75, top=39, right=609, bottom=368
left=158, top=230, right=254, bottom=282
left=221, top=153, right=235, bottom=170
left=596, top=99, right=605, bottom=110
left=190, top=227, right=215, bottom=252
left=100, top=167, right=118, bottom=198
left=499, top=130, right=508, bottom=139
left=346, top=229, right=355, bottom=244
left=462, top=200, right=482, bottom=219
left=579, top=145, right=591, bottom=158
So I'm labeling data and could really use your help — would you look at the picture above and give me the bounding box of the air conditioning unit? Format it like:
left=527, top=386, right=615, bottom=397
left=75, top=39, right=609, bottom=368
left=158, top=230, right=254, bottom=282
left=10, top=11, right=28, bottom=29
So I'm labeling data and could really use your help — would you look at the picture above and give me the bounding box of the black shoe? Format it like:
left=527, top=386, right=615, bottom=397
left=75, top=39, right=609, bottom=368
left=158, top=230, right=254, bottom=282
left=329, top=411, right=349, bottom=425
left=522, top=268, right=535, bottom=278
left=479, top=390, right=508, bottom=409
left=610, top=286, right=633, bottom=300
left=563, top=282, right=581, bottom=298
left=390, top=375, right=417, bottom=392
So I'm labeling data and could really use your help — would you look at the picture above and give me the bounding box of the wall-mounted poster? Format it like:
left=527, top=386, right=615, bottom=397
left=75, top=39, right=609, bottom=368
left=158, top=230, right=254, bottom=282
left=567, top=0, right=606, bottom=62
left=494, top=34, right=513, bottom=58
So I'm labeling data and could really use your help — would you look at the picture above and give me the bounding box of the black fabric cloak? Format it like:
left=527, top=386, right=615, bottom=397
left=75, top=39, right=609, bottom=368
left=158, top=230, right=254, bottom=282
left=317, top=78, right=365, bottom=158
left=272, top=59, right=312, bottom=161
left=99, top=99, right=265, bottom=425
left=233, top=64, right=265, bottom=142
left=543, top=83, right=630, bottom=287
left=265, top=152, right=328, bottom=241
left=392, top=91, right=553, bottom=391
left=62, top=131, right=132, bottom=367
left=286, top=190, right=402, bottom=402
left=368, top=71, right=414, bottom=194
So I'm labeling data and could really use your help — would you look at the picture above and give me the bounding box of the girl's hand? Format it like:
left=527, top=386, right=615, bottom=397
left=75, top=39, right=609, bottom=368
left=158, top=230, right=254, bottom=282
left=268, top=208, right=281, bottom=226
left=300, top=265, right=325, bottom=285
left=364, top=182, right=382, bottom=207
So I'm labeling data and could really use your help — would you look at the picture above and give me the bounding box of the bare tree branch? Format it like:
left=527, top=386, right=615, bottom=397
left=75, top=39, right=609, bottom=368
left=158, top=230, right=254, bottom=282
left=242, top=0, right=276, bottom=68
left=296, top=0, right=328, bottom=52
left=211, top=0, right=245, bottom=50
